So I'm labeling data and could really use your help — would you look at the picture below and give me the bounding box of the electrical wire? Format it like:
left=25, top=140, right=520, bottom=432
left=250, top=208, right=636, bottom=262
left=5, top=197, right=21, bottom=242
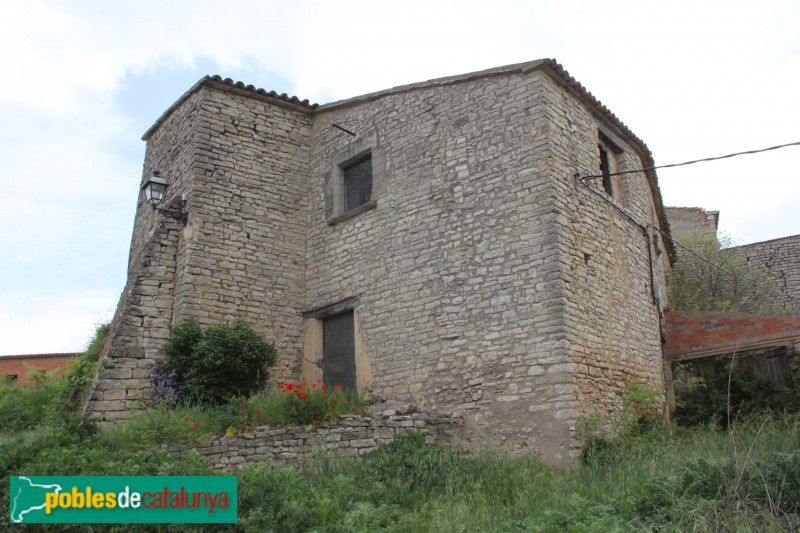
left=652, top=226, right=799, bottom=309
left=578, top=140, right=800, bottom=182
left=576, top=178, right=800, bottom=311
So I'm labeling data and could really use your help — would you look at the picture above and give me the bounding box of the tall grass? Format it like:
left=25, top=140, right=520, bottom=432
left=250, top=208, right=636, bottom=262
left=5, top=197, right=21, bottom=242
left=1, top=329, right=797, bottom=531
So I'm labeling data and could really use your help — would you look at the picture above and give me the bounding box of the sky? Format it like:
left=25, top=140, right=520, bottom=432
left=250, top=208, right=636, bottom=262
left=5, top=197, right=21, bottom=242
left=0, top=0, right=798, bottom=354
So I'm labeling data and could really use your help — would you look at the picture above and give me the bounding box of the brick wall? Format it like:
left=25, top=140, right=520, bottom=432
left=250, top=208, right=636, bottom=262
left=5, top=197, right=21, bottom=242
left=665, top=310, right=800, bottom=360
left=0, top=354, right=79, bottom=386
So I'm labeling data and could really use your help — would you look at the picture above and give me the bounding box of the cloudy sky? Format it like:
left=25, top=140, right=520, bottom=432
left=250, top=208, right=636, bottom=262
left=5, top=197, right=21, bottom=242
left=1, top=0, right=798, bottom=354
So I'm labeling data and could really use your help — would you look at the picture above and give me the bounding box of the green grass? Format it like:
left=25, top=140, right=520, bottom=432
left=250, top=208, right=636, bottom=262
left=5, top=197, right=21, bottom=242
left=1, top=339, right=798, bottom=531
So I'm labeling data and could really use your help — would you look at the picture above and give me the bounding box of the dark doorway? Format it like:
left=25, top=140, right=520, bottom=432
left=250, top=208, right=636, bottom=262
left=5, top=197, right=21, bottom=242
left=323, top=311, right=356, bottom=391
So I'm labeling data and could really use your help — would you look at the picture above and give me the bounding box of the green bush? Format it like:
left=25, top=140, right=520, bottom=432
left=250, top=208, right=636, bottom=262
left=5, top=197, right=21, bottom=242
left=51, top=323, right=109, bottom=415
left=675, top=355, right=787, bottom=427
left=159, top=318, right=277, bottom=405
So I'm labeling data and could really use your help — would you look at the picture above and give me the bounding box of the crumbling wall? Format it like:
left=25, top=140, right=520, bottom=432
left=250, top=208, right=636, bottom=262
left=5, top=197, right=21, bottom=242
left=665, top=207, right=719, bottom=239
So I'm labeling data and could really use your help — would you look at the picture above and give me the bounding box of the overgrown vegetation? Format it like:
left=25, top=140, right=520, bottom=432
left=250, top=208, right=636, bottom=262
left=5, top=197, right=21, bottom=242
left=674, top=353, right=796, bottom=427
left=667, top=231, right=777, bottom=313
left=156, top=318, right=277, bottom=405
left=2, top=329, right=799, bottom=530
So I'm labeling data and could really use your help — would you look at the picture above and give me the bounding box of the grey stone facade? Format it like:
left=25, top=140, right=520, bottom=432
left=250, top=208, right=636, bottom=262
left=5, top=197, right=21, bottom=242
left=733, top=235, right=800, bottom=308
left=665, top=207, right=720, bottom=239
left=185, top=412, right=463, bottom=469
left=87, top=59, right=672, bottom=462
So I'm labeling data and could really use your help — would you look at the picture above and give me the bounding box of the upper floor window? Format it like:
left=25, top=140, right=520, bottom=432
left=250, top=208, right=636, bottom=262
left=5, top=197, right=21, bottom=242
left=597, top=134, right=622, bottom=202
left=327, top=129, right=384, bottom=225
left=343, top=154, right=373, bottom=212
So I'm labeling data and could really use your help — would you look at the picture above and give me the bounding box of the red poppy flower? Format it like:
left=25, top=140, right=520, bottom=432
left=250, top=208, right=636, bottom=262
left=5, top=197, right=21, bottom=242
left=312, top=383, right=317, bottom=388
left=322, top=385, right=327, bottom=390
left=316, top=379, right=322, bottom=383
left=335, top=384, right=342, bottom=391
left=321, top=394, right=326, bottom=399
left=183, top=417, right=190, bottom=422
left=301, top=381, right=307, bottom=385
left=285, top=383, right=293, bottom=390
left=346, top=400, right=351, bottom=403
left=193, top=423, right=199, bottom=428
left=299, top=393, right=307, bottom=400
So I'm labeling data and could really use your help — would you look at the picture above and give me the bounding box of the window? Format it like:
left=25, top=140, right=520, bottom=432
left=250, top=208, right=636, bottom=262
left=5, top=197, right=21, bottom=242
left=597, top=134, right=622, bottom=201
left=598, top=144, right=613, bottom=196
left=327, top=129, right=384, bottom=225
left=342, top=154, right=373, bottom=212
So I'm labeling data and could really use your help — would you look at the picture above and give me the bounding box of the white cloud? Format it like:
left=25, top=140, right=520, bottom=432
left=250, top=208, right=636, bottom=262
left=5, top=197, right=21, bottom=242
left=0, top=0, right=798, bottom=352
left=0, top=289, right=118, bottom=354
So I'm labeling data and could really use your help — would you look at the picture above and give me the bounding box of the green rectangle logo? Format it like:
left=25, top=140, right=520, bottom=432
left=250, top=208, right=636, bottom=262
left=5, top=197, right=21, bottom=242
left=9, top=476, right=237, bottom=524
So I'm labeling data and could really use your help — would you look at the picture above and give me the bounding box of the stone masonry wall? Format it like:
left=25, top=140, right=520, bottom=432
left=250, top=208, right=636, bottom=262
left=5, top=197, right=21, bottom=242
left=305, top=70, right=575, bottom=461
left=665, top=207, right=719, bottom=239
left=193, top=412, right=463, bottom=470
left=174, top=87, right=313, bottom=382
left=545, top=73, right=669, bottom=422
left=732, top=234, right=800, bottom=312
left=87, top=89, right=203, bottom=422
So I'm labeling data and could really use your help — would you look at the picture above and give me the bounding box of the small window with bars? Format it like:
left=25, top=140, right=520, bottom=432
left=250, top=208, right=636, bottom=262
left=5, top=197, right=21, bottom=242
left=342, top=155, right=373, bottom=212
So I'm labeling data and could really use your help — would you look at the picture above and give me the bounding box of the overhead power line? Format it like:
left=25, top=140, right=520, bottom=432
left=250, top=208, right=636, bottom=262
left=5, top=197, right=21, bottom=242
left=579, top=140, right=800, bottom=182
left=652, top=226, right=799, bottom=309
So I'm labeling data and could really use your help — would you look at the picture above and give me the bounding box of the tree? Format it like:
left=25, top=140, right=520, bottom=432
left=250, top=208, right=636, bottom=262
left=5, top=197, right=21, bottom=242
left=667, top=232, right=776, bottom=313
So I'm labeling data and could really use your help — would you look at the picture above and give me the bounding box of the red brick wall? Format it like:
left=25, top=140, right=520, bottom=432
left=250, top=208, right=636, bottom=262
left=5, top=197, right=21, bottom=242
left=0, top=354, right=79, bottom=386
left=666, top=311, right=800, bottom=360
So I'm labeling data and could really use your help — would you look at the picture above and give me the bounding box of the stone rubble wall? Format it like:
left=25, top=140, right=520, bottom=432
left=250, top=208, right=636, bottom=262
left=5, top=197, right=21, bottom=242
left=305, top=70, right=575, bottom=460
left=173, top=87, right=313, bottom=383
left=732, top=234, right=800, bottom=312
left=85, top=88, right=203, bottom=422
left=664, top=207, right=719, bottom=239
left=546, top=72, right=669, bottom=424
left=192, top=412, right=463, bottom=470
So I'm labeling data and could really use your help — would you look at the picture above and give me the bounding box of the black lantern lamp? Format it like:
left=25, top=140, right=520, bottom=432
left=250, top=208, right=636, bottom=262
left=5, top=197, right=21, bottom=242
left=142, top=172, right=188, bottom=224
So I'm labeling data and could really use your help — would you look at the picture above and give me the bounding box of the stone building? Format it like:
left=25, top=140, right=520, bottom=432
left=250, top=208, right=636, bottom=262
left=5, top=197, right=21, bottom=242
left=665, top=207, right=720, bottom=239
left=88, top=59, right=673, bottom=461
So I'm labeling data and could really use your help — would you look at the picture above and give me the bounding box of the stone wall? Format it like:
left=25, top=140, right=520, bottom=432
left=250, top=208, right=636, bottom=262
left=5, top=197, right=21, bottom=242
left=173, top=86, right=313, bottom=382
left=732, top=234, right=800, bottom=311
left=192, top=412, right=463, bottom=470
left=304, top=69, right=574, bottom=459
left=545, top=72, right=668, bottom=426
left=665, top=207, right=719, bottom=239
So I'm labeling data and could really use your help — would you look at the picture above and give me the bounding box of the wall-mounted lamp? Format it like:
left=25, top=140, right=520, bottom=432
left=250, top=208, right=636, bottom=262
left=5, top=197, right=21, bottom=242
left=142, top=172, right=188, bottom=225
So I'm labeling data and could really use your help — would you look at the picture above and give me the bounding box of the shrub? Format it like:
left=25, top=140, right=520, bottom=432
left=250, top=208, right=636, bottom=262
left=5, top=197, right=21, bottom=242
left=158, top=318, right=277, bottom=405
left=675, top=355, right=787, bottom=427
left=51, top=323, right=109, bottom=415
left=579, top=382, right=663, bottom=465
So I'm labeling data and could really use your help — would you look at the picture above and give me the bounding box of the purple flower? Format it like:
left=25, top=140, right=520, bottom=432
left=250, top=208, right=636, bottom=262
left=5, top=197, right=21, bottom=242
left=215, top=360, right=222, bottom=367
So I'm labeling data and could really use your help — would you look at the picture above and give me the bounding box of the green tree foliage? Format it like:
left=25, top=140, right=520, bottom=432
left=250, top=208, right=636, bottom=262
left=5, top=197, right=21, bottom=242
left=674, top=355, right=788, bottom=427
left=161, top=318, right=277, bottom=405
left=667, top=232, right=775, bottom=313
